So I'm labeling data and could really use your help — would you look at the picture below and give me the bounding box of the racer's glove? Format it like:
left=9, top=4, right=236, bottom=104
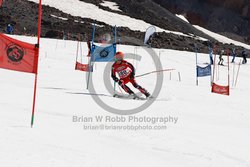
left=118, top=80, right=124, bottom=86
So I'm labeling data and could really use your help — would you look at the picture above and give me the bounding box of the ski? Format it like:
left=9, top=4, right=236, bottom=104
left=113, top=94, right=150, bottom=100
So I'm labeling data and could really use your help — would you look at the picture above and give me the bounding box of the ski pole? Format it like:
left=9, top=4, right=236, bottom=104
left=113, top=81, right=116, bottom=94
left=136, top=69, right=175, bottom=78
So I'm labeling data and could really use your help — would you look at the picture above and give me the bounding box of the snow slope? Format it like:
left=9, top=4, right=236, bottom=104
left=100, top=1, right=121, bottom=12
left=26, top=0, right=202, bottom=38
left=172, top=15, right=250, bottom=49
left=0, top=35, right=250, bottom=167
left=27, top=0, right=162, bottom=32
left=194, top=25, right=250, bottom=49
left=176, top=14, right=189, bottom=23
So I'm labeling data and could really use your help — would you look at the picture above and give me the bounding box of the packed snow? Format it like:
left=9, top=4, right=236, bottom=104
left=0, top=35, right=249, bottom=167
left=26, top=0, right=205, bottom=39
left=176, top=14, right=189, bottom=23
left=2, top=0, right=250, bottom=166
left=193, top=25, right=250, bottom=49
left=100, top=1, right=122, bottom=12
left=27, top=0, right=163, bottom=32
left=50, top=14, right=68, bottom=21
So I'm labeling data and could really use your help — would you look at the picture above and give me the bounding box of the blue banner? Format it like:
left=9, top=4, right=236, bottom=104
left=91, top=44, right=116, bottom=62
left=197, top=65, right=211, bottom=77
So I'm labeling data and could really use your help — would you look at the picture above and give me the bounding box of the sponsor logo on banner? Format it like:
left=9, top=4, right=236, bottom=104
left=6, top=44, right=25, bottom=64
left=0, top=33, right=38, bottom=74
left=100, top=49, right=109, bottom=58
left=91, top=44, right=116, bottom=62
left=212, top=83, right=229, bottom=95
left=197, top=65, right=211, bottom=77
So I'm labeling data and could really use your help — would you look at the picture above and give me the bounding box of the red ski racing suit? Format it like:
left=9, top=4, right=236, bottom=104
left=111, top=60, right=150, bottom=97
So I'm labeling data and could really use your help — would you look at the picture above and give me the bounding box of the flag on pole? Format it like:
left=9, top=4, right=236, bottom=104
left=75, top=62, right=93, bottom=72
left=91, top=44, right=116, bottom=62
left=211, top=48, right=230, bottom=96
left=144, top=26, right=156, bottom=45
left=212, top=83, right=229, bottom=95
left=0, top=33, right=39, bottom=74
left=30, top=0, right=42, bottom=127
left=195, top=44, right=212, bottom=86
left=197, top=65, right=211, bottom=77
left=0, top=0, right=42, bottom=127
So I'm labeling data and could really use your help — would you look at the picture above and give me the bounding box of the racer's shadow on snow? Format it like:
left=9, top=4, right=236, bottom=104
left=40, top=87, right=69, bottom=91
left=41, top=87, right=172, bottom=101
left=66, top=92, right=138, bottom=101
left=41, top=87, right=114, bottom=98
left=66, top=92, right=113, bottom=98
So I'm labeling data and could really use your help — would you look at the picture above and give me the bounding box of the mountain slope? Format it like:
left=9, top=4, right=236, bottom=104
left=153, top=0, right=250, bottom=44
left=0, top=35, right=249, bottom=167
left=0, top=0, right=250, bottom=53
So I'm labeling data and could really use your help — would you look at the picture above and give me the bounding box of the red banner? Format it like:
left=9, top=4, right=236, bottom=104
left=0, top=0, right=2, bottom=7
left=212, top=83, right=230, bottom=96
left=0, top=33, right=38, bottom=74
left=75, top=62, right=93, bottom=72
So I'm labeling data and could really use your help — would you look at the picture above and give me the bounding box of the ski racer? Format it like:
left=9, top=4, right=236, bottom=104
left=218, top=49, right=224, bottom=66
left=242, top=49, right=248, bottom=64
left=111, top=51, right=151, bottom=98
